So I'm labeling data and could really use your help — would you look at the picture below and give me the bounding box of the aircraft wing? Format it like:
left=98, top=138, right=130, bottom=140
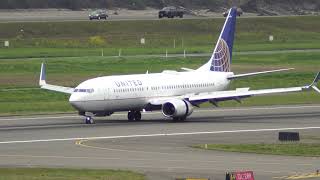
left=39, top=63, right=74, bottom=94
left=189, top=87, right=304, bottom=102
left=149, top=72, right=320, bottom=106
left=41, top=84, right=74, bottom=94
left=189, top=72, right=320, bottom=103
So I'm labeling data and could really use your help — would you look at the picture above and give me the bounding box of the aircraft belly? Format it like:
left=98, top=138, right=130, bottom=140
left=76, top=98, right=148, bottom=112
left=105, top=98, right=148, bottom=111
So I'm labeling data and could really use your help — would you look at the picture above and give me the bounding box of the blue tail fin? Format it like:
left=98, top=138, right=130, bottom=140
left=197, top=8, right=237, bottom=72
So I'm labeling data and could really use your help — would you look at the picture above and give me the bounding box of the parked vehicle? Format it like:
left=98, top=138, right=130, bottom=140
left=89, top=10, right=108, bottom=20
left=158, top=6, right=184, bottom=18
left=223, top=8, right=243, bottom=17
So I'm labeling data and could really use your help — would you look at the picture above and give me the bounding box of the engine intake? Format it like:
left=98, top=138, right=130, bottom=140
left=162, top=99, right=193, bottom=118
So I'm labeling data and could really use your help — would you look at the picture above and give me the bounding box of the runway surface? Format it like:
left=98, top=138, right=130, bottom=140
left=0, top=105, right=319, bottom=180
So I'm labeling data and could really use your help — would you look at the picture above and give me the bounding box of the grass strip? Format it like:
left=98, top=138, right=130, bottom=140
left=0, top=168, right=145, bottom=180
left=1, top=16, right=319, bottom=50
left=193, top=143, right=320, bottom=157
left=0, top=51, right=319, bottom=115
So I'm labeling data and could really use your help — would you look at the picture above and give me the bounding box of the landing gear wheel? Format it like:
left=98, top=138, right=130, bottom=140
left=173, top=116, right=186, bottom=122
left=128, top=111, right=142, bottom=121
left=134, top=111, right=141, bottom=121
left=128, top=111, right=135, bottom=121
left=85, top=116, right=94, bottom=124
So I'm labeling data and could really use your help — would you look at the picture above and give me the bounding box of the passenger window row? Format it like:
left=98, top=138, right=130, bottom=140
left=113, top=83, right=215, bottom=93
left=114, top=87, right=144, bottom=93
left=151, top=83, right=214, bottom=90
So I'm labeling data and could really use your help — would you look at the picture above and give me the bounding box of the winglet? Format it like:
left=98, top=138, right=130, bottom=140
left=304, top=72, right=320, bottom=93
left=311, top=72, right=320, bottom=86
left=39, top=63, right=46, bottom=86
left=311, top=72, right=320, bottom=93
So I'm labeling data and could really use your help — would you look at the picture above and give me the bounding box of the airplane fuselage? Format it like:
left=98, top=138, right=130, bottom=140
left=69, top=71, right=233, bottom=113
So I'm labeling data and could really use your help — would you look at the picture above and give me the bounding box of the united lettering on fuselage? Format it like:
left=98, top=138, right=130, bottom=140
left=114, top=80, right=143, bottom=87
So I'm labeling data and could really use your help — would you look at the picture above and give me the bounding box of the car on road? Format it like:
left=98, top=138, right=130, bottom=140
left=158, top=6, right=184, bottom=18
left=89, top=10, right=108, bottom=20
left=223, top=8, right=243, bottom=17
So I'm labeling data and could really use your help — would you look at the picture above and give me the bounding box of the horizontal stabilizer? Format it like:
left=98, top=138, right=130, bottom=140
left=227, top=68, right=294, bottom=80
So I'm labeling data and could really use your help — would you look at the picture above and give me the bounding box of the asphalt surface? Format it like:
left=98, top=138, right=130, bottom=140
left=0, top=9, right=203, bottom=23
left=0, top=105, right=320, bottom=180
left=0, top=9, right=297, bottom=23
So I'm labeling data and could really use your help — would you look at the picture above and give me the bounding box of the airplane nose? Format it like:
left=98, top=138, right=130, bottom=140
left=69, top=93, right=79, bottom=102
left=69, top=93, right=84, bottom=110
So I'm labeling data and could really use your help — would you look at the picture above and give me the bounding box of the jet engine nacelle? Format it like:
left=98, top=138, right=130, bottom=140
left=162, top=99, right=193, bottom=118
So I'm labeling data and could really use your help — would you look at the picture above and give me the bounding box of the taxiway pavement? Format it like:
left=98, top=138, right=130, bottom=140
left=0, top=105, right=319, bottom=180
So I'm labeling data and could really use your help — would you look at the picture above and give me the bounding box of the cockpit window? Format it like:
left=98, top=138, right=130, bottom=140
left=74, top=89, right=94, bottom=93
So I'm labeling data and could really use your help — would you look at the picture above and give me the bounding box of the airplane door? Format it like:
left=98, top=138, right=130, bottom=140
left=104, top=88, right=109, bottom=100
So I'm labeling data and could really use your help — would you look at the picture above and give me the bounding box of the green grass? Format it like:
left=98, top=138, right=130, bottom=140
left=0, top=16, right=319, bottom=115
left=0, top=168, right=145, bottom=180
left=0, top=16, right=319, bottom=57
left=0, top=89, right=73, bottom=115
left=193, top=143, right=320, bottom=157
left=0, top=50, right=319, bottom=115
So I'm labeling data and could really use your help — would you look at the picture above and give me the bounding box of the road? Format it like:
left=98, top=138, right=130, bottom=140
left=0, top=105, right=319, bottom=180
left=0, top=9, right=206, bottom=23
left=0, top=9, right=303, bottom=23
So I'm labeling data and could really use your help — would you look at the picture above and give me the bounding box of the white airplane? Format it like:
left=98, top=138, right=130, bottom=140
left=39, top=8, right=320, bottom=124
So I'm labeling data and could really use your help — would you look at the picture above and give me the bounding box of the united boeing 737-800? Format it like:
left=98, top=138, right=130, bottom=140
left=39, top=8, right=320, bottom=124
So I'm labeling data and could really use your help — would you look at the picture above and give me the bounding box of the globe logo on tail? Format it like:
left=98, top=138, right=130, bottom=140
left=210, top=39, right=231, bottom=72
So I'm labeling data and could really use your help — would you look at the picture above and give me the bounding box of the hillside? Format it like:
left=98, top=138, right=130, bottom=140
left=0, top=0, right=319, bottom=15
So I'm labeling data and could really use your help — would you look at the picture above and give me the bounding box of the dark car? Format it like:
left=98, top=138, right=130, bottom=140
left=223, top=8, right=243, bottom=17
left=158, top=6, right=184, bottom=18
left=89, top=10, right=108, bottom=20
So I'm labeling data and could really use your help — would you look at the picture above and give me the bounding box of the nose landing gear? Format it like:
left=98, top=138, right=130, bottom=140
left=128, top=111, right=142, bottom=121
left=85, top=116, right=94, bottom=124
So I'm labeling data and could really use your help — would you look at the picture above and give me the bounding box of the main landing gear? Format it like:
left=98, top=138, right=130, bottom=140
left=127, top=111, right=142, bottom=121
left=173, top=116, right=187, bottom=122
left=85, top=116, right=94, bottom=124
left=82, top=111, right=142, bottom=124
